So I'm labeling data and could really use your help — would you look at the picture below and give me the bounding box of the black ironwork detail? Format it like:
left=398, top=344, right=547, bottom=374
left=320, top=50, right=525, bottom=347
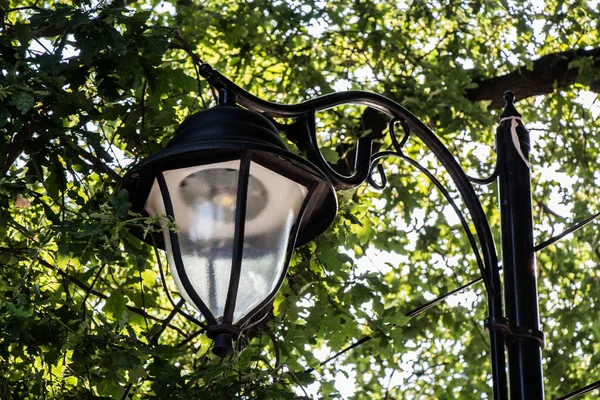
left=367, top=163, right=387, bottom=189
left=199, top=63, right=507, bottom=400
left=223, top=151, right=251, bottom=324
left=466, top=166, right=498, bottom=185
left=485, top=317, right=546, bottom=349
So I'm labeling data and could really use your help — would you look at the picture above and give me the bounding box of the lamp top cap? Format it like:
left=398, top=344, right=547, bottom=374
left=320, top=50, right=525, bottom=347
left=503, top=91, right=515, bottom=104
left=501, top=90, right=521, bottom=119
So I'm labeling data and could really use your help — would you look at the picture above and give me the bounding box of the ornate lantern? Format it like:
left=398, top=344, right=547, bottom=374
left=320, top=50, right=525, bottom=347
left=119, top=104, right=337, bottom=356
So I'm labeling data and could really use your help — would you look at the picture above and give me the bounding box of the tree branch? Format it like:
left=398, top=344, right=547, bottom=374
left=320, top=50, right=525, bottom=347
left=2, top=125, right=34, bottom=177
left=169, top=30, right=205, bottom=65
left=176, top=329, right=204, bottom=348
left=150, top=299, right=186, bottom=345
left=80, top=264, right=106, bottom=311
left=75, top=146, right=121, bottom=181
left=467, top=47, right=600, bottom=108
left=536, top=201, right=568, bottom=221
left=33, top=256, right=189, bottom=337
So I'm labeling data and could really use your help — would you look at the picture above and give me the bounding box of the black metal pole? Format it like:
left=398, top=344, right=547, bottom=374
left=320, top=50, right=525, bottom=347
left=497, top=91, right=545, bottom=399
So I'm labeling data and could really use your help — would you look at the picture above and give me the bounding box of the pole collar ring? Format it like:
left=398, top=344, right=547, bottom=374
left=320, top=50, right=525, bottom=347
left=484, top=317, right=546, bottom=349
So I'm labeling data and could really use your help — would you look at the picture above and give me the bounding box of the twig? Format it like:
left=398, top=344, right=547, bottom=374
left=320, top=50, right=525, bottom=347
left=150, top=299, right=185, bottom=345
left=140, top=80, right=147, bottom=132
left=170, top=30, right=205, bottom=65
left=120, top=383, right=132, bottom=400
left=537, top=201, right=567, bottom=220
left=264, top=326, right=281, bottom=369
left=81, top=263, right=107, bottom=311
left=285, top=365, right=310, bottom=398
left=169, top=30, right=210, bottom=107
left=384, top=369, right=396, bottom=399
left=2, top=125, right=34, bottom=177
left=74, top=145, right=121, bottom=181
left=6, top=6, right=42, bottom=12
left=63, top=263, right=73, bottom=304
left=137, top=264, right=150, bottom=331
left=33, top=256, right=189, bottom=337
left=176, top=329, right=205, bottom=348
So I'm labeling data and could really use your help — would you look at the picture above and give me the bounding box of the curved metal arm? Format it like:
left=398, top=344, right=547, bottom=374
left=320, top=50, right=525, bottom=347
left=200, top=63, right=507, bottom=400
left=200, top=63, right=500, bottom=297
left=372, top=150, right=489, bottom=292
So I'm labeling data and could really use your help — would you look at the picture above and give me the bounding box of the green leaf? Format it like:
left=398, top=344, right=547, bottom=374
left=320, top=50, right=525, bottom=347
left=11, top=92, right=35, bottom=115
left=0, top=107, right=9, bottom=127
left=105, top=293, right=127, bottom=319
left=319, top=147, right=340, bottom=164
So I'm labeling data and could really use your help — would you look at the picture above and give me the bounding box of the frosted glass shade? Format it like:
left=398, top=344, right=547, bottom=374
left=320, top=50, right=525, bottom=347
left=145, top=159, right=307, bottom=324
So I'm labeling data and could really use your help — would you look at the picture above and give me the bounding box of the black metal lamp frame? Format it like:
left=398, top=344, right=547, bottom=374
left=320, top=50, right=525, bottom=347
left=121, top=60, right=600, bottom=398
left=194, top=64, right=556, bottom=400
left=119, top=105, right=337, bottom=357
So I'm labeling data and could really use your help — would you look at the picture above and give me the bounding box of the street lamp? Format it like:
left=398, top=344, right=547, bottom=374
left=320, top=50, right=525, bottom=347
left=118, top=101, right=336, bottom=357
left=119, top=63, right=564, bottom=400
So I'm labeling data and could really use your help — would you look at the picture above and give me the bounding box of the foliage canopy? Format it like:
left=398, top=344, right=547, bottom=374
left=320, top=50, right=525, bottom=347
left=1, top=0, right=600, bottom=398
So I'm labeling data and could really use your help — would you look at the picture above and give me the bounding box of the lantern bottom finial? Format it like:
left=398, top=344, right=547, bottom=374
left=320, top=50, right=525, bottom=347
left=212, top=333, right=234, bottom=357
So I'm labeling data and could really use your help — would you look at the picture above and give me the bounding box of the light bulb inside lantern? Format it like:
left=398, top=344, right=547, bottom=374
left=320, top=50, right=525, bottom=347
left=178, top=168, right=268, bottom=225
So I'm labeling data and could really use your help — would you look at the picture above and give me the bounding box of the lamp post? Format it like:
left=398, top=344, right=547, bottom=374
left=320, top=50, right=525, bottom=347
left=118, top=63, right=550, bottom=399
left=497, top=94, right=544, bottom=400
